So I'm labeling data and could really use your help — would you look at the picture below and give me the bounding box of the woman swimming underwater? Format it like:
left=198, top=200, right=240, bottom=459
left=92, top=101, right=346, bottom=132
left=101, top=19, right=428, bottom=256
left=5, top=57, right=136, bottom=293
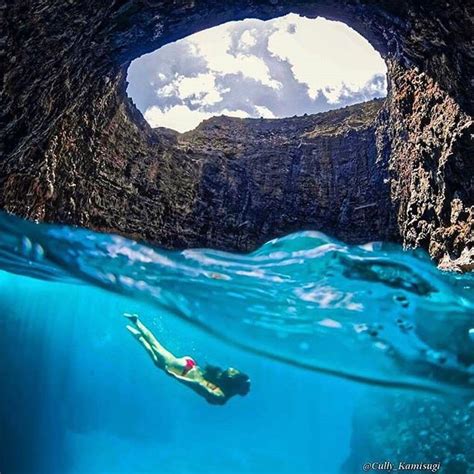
left=124, top=314, right=250, bottom=405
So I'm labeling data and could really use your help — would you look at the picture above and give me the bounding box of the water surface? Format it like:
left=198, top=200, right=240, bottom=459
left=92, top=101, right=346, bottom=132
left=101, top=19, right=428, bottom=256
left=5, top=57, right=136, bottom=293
left=0, top=212, right=473, bottom=473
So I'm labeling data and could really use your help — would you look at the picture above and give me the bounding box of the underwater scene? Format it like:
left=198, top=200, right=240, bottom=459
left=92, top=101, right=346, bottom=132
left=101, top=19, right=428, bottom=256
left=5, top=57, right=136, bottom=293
left=0, top=211, right=473, bottom=474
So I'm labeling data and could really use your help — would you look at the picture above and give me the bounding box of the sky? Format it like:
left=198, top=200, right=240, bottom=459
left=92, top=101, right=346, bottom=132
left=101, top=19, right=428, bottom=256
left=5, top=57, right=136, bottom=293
left=127, top=14, right=387, bottom=133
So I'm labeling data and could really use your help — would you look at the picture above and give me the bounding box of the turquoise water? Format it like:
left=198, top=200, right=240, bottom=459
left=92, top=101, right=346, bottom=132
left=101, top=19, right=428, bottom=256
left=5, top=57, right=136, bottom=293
left=0, top=212, right=473, bottom=473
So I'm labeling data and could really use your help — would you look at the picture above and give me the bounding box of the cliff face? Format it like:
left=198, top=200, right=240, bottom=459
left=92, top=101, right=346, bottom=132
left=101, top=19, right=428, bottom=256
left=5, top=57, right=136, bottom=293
left=1, top=1, right=473, bottom=269
left=169, top=100, right=393, bottom=251
left=381, top=60, right=473, bottom=270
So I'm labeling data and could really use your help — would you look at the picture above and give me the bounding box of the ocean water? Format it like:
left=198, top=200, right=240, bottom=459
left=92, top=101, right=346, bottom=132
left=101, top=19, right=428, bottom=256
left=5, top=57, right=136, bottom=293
left=0, top=211, right=473, bottom=474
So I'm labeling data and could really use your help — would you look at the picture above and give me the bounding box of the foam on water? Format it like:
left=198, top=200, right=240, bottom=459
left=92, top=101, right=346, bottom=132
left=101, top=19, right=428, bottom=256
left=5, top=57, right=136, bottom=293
left=0, top=212, right=473, bottom=395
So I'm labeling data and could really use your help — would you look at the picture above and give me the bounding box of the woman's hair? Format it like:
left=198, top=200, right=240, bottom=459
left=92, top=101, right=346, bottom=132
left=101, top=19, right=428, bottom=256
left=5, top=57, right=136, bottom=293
left=203, top=365, right=250, bottom=398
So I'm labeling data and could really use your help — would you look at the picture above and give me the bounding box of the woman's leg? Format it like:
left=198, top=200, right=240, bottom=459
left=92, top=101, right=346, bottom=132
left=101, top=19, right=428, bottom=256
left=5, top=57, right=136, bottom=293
left=126, top=325, right=160, bottom=365
left=124, top=314, right=175, bottom=363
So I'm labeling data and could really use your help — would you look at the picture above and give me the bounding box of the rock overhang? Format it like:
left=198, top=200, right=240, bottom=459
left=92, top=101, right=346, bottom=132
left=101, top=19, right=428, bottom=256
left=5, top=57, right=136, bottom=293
left=1, top=1, right=472, bottom=269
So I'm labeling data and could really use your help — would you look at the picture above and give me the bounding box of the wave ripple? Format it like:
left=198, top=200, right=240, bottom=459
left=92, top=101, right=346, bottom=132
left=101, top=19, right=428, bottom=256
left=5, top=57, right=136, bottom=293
left=0, top=212, right=473, bottom=394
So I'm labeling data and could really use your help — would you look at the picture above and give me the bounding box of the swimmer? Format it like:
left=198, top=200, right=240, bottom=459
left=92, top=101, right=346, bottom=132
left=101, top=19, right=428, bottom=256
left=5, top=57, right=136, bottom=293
left=124, top=313, right=250, bottom=405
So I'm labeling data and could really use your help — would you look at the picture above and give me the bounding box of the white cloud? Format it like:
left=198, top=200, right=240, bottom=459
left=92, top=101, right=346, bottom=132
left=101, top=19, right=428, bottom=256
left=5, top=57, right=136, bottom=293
left=267, top=15, right=386, bottom=102
left=128, top=13, right=387, bottom=132
left=239, top=29, right=258, bottom=49
left=161, top=73, right=222, bottom=106
left=185, top=24, right=281, bottom=90
left=144, top=104, right=249, bottom=133
left=255, top=105, right=276, bottom=118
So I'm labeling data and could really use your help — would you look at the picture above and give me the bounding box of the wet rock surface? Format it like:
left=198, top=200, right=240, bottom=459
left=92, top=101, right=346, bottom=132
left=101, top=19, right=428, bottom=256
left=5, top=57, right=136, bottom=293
left=1, top=1, right=472, bottom=267
left=342, top=393, right=474, bottom=474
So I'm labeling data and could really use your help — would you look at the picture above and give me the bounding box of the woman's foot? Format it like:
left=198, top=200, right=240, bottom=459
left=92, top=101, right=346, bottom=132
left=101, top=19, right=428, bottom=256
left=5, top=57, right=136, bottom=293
left=124, top=313, right=139, bottom=324
left=126, top=325, right=142, bottom=338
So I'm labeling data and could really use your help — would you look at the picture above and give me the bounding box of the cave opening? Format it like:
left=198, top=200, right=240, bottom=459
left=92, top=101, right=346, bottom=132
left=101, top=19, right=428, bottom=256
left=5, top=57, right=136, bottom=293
left=126, top=14, right=387, bottom=133
left=2, top=1, right=470, bottom=266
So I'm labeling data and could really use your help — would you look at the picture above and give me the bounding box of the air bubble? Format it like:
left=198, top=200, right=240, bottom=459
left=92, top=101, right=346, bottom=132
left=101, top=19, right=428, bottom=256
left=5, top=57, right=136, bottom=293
left=299, top=342, right=310, bottom=351
left=20, top=236, right=32, bottom=256
left=32, top=243, right=44, bottom=261
left=354, top=323, right=368, bottom=334
left=374, top=341, right=389, bottom=352
left=426, top=350, right=448, bottom=365
left=394, top=294, right=410, bottom=308
left=396, top=318, right=414, bottom=332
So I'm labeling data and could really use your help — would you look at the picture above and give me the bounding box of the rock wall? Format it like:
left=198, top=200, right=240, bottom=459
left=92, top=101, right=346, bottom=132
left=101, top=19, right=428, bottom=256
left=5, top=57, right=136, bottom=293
left=1, top=1, right=472, bottom=268
left=342, top=391, right=474, bottom=474
left=168, top=100, right=393, bottom=251
left=381, top=60, right=473, bottom=270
